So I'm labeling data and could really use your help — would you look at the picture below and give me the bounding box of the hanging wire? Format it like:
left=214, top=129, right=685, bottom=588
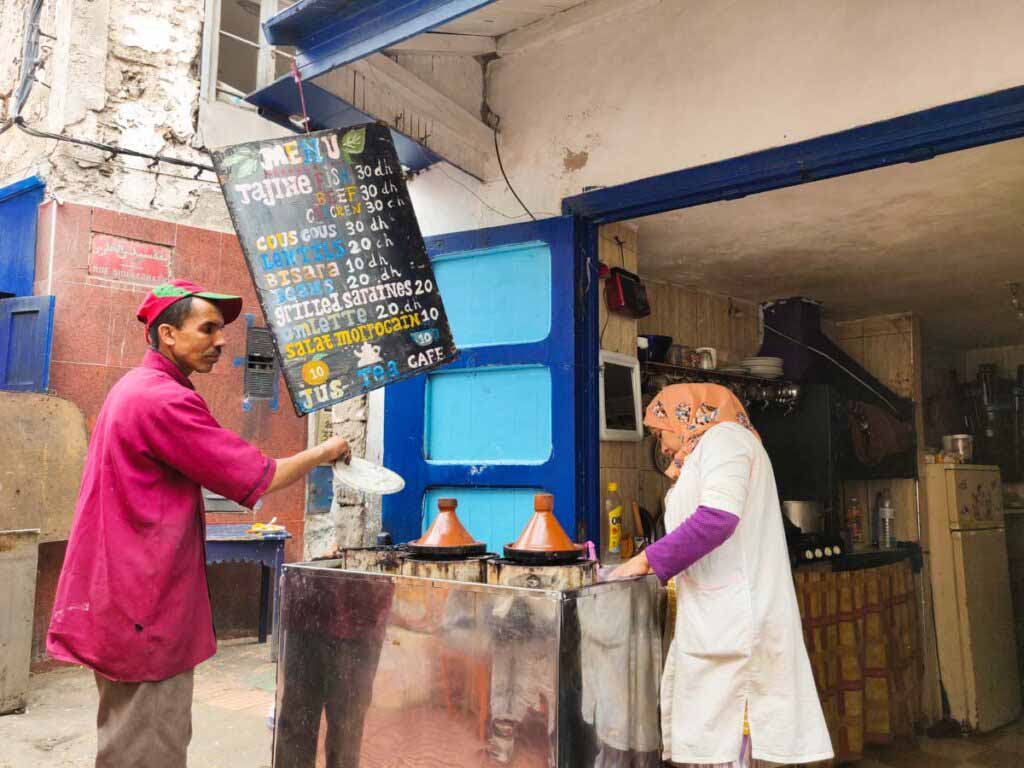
left=434, top=165, right=557, bottom=221
left=599, top=236, right=628, bottom=347
left=763, top=323, right=901, bottom=415
left=490, top=114, right=536, bottom=221
left=7, top=117, right=217, bottom=174
left=13, top=0, right=44, bottom=115
left=107, top=159, right=221, bottom=185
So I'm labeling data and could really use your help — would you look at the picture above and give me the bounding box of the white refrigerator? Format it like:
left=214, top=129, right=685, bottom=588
left=924, top=464, right=1021, bottom=732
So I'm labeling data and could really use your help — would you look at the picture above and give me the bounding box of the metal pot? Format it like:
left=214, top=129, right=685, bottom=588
left=942, top=434, right=974, bottom=462
left=782, top=500, right=823, bottom=534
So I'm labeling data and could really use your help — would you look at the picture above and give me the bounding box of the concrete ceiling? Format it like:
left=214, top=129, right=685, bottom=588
left=437, top=0, right=584, bottom=37
left=633, top=137, right=1024, bottom=350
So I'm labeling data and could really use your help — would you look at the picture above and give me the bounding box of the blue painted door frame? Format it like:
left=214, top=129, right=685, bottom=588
left=563, top=86, right=1024, bottom=223
left=382, top=216, right=599, bottom=546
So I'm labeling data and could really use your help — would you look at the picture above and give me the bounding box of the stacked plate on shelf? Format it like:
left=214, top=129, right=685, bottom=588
left=718, top=365, right=748, bottom=375
left=741, top=356, right=785, bottom=379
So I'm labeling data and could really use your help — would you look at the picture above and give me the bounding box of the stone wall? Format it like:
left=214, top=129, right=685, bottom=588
left=1, top=0, right=231, bottom=228
left=302, top=395, right=381, bottom=560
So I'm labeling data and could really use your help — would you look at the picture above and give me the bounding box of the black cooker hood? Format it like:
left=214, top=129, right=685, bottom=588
left=757, top=297, right=915, bottom=422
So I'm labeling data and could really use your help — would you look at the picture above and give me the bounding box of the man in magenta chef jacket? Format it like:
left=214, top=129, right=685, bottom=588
left=47, top=279, right=352, bottom=768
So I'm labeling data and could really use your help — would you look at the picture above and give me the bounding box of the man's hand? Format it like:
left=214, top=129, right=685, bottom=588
left=609, top=550, right=653, bottom=580
left=319, top=436, right=352, bottom=465
left=266, top=437, right=350, bottom=495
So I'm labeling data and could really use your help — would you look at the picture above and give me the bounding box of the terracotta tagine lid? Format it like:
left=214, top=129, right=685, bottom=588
left=406, top=499, right=485, bottom=558
left=504, top=494, right=584, bottom=564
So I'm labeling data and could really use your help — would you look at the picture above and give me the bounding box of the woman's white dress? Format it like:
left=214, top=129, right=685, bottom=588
left=660, top=422, right=833, bottom=765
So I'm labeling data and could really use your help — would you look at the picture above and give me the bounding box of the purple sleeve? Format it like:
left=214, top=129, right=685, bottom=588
left=644, top=505, right=739, bottom=582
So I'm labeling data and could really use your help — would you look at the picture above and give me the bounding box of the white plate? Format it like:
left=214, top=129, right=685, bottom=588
left=332, top=457, right=406, bottom=495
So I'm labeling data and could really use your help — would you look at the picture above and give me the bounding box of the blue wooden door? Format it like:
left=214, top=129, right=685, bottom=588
left=382, top=217, right=587, bottom=551
left=0, top=295, right=56, bottom=392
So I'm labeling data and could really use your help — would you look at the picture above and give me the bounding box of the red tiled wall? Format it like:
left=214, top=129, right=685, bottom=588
left=30, top=202, right=309, bottom=663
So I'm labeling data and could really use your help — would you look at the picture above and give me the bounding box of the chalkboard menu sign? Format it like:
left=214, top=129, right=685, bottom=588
left=212, top=124, right=457, bottom=415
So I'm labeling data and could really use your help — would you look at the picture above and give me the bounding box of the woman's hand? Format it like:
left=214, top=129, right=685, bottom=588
left=609, top=550, right=653, bottom=580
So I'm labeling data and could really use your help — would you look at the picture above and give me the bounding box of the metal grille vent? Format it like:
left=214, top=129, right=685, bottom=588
left=244, top=326, right=277, bottom=399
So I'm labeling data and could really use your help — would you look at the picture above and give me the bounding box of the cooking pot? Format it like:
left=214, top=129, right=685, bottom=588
left=942, top=434, right=974, bottom=462
left=782, top=501, right=823, bottom=534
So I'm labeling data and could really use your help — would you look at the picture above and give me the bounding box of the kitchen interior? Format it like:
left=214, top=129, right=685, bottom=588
left=596, top=134, right=1024, bottom=759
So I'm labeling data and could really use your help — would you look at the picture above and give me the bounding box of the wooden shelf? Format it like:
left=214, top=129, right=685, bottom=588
left=640, top=361, right=800, bottom=412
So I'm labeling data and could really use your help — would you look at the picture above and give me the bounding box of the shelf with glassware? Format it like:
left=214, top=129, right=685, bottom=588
left=640, top=361, right=802, bottom=413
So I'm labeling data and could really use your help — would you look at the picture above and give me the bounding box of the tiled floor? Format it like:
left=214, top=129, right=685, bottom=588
left=854, top=716, right=1024, bottom=767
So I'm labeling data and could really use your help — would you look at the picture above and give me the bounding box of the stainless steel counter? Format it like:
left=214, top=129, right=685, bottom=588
left=271, top=561, right=662, bottom=768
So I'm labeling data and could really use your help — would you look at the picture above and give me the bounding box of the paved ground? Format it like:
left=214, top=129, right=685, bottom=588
left=857, top=718, right=1024, bottom=768
left=0, top=639, right=275, bottom=768
left=2, top=638, right=1022, bottom=767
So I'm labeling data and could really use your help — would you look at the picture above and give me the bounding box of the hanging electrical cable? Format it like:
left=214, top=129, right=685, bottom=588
left=763, top=323, right=901, bottom=415
left=13, top=0, right=45, bottom=116
left=435, top=165, right=557, bottom=221
left=600, top=236, right=628, bottom=347
left=8, top=117, right=217, bottom=175
left=489, top=113, right=536, bottom=222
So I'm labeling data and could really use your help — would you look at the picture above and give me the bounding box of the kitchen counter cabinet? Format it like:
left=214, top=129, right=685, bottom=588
left=794, top=559, right=921, bottom=763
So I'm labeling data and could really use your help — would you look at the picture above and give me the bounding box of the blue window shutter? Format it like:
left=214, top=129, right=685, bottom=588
left=0, top=295, right=56, bottom=392
left=0, top=176, right=46, bottom=297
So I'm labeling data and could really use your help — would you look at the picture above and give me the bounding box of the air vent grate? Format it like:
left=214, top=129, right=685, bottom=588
left=244, top=326, right=277, bottom=399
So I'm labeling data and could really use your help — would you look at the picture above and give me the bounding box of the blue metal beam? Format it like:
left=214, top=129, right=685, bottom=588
left=264, top=0, right=497, bottom=82
left=246, top=78, right=443, bottom=172
left=562, top=85, right=1024, bottom=223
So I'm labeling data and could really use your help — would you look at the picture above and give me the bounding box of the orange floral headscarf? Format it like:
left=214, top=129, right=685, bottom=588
left=644, top=383, right=760, bottom=479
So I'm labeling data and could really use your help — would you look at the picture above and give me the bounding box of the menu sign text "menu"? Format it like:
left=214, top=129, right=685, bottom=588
left=213, top=124, right=457, bottom=415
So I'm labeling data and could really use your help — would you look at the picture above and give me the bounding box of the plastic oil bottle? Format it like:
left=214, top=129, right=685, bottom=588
left=846, top=496, right=867, bottom=552
left=606, top=482, right=623, bottom=561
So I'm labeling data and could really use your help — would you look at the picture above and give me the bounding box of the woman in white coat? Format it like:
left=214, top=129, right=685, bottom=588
left=612, top=383, right=832, bottom=767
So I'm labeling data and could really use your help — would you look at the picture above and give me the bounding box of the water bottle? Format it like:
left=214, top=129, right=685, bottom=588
left=878, top=490, right=896, bottom=550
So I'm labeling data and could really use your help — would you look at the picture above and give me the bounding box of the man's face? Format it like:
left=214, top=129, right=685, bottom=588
left=159, top=298, right=227, bottom=376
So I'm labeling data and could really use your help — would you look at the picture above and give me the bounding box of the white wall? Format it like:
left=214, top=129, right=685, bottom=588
left=409, top=0, right=1024, bottom=236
